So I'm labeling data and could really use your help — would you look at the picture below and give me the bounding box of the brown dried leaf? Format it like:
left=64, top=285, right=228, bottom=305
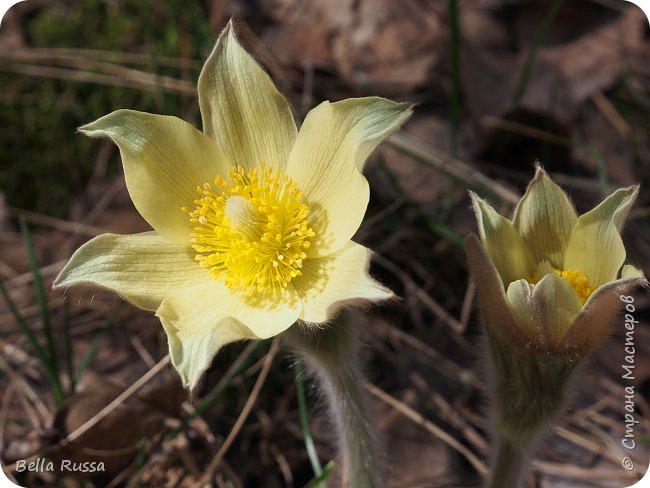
left=332, top=0, right=443, bottom=94
left=461, top=3, right=646, bottom=122
left=47, top=372, right=183, bottom=476
left=262, top=0, right=443, bottom=94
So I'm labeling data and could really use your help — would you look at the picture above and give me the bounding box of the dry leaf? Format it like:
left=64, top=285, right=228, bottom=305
left=46, top=372, right=184, bottom=476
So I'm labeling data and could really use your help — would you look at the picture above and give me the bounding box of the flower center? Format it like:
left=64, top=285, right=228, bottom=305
left=186, top=164, right=315, bottom=299
left=527, top=262, right=594, bottom=304
left=552, top=268, right=594, bottom=304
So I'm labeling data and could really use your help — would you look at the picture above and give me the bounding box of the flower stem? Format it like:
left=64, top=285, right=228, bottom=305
left=487, top=437, right=531, bottom=488
left=484, top=331, right=579, bottom=487
left=286, top=316, right=381, bottom=488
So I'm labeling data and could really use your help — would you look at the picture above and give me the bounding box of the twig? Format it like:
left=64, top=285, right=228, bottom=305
left=591, top=90, right=631, bottom=138
left=365, top=383, right=487, bottom=475
left=388, top=131, right=520, bottom=205
left=532, top=460, right=636, bottom=484
left=376, top=321, right=480, bottom=389
left=4, top=260, right=65, bottom=288
left=7, top=207, right=108, bottom=236
left=0, top=61, right=194, bottom=94
left=408, top=373, right=488, bottom=453
left=0, top=353, right=49, bottom=426
left=0, top=383, right=14, bottom=453
left=459, top=282, right=475, bottom=333
left=128, top=334, right=156, bottom=368
left=0, top=47, right=199, bottom=69
left=63, top=354, right=170, bottom=444
left=62, top=177, right=124, bottom=257
left=373, top=253, right=466, bottom=334
left=198, top=339, right=279, bottom=484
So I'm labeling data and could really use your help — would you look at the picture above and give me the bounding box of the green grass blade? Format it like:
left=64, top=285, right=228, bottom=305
left=0, top=280, right=49, bottom=368
left=19, top=218, right=56, bottom=360
left=510, top=0, right=567, bottom=111
left=165, top=341, right=265, bottom=441
left=19, top=217, right=65, bottom=405
left=294, top=359, right=323, bottom=481
left=304, top=460, right=335, bottom=488
left=63, top=295, right=75, bottom=395
left=424, top=216, right=464, bottom=248
left=192, top=341, right=265, bottom=419
left=129, top=438, right=148, bottom=488
left=70, top=306, right=117, bottom=390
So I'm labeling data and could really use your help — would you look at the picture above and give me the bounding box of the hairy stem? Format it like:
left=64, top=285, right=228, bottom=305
left=487, top=437, right=532, bottom=488
left=484, top=331, right=579, bottom=487
left=285, top=316, right=381, bottom=488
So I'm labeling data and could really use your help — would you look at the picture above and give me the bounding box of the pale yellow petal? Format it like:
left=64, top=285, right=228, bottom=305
left=505, top=279, right=538, bottom=341
left=286, top=98, right=412, bottom=255
left=564, top=186, right=639, bottom=287
left=198, top=20, right=297, bottom=170
left=80, top=110, right=230, bottom=244
left=53, top=232, right=208, bottom=311
left=160, top=316, right=254, bottom=389
left=620, top=264, right=645, bottom=279
left=513, top=166, right=577, bottom=267
left=295, top=241, right=392, bottom=324
left=464, top=235, right=530, bottom=347
left=532, top=273, right=583, bottom=348
left=156, top=281, right=300, bottom=341
left=470, top=193, right=536, bottom=287
left=556, top=272, right=648, bottom=357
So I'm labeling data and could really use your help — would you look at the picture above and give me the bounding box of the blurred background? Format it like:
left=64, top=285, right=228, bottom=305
left=0, top=0, right=649, bottom=486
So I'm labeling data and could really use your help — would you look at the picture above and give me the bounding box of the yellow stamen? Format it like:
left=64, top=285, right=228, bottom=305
left=552, top=268, right=594, bottom=304
left=186, top=164, right=315, bottom=300
left=527, top=265, right=594, bottom=304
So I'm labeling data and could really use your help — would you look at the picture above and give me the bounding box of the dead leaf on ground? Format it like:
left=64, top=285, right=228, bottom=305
left=332, top=0, right=443, bottom=94
left=461, top=2, right=646, bottom=123
left=262, top=0, right=444, bottom=95
left=43, top=371, right=185, bottom=477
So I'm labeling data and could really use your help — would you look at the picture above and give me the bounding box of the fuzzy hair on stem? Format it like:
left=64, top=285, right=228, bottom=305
left=480, top=329, right=585, bottom=488
left=284, top=313, right=383, bottom=488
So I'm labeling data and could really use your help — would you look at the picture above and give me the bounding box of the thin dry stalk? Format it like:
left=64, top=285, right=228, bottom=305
left=0, top=353, right=49, bottom=425
left=7, top=207, right=108, bottom=237
left=377, top=321, right=480, bottom=389
left=198, top=338, right=279, bottom=485
left=0, top=383, right=15, bottom=453
left=4, top=47, right=199, bottom=69
left=5, top=260, right=66, bottom=288
left=3, top=354, right=172, bottom=473
left=553, top=425, right=621, bottom=464
left=128, top=334, right=156, bottom=368
left=532, top=460, right=637, bottom=485
left=373, top=253, right=465, bottom=334
left=591, top=90, right=631, bottom=138
left=365, top=382, right=487, bottom=475
left=62, top=178, right=125, bottom=257
left=388, top=131, right=520, bottom=205
left=459, top=283, right=476, bottom=332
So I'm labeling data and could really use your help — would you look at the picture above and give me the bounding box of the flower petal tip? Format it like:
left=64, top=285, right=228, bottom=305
left=77, top=110, right=125, bottom=136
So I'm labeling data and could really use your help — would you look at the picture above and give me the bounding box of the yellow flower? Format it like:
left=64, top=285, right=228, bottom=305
left=466, top=166, right=646, bottom=357
left=54, top=21, right=412, bottom=388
